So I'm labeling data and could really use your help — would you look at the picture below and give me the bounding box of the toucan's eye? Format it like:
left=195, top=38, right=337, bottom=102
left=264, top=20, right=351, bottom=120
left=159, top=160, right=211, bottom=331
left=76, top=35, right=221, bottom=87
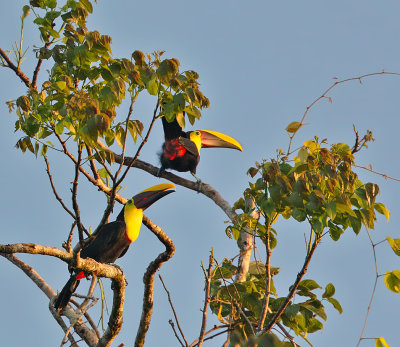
left=195, top=131, right=200, bottom=135
left=128, top=199, right=133, bottom=204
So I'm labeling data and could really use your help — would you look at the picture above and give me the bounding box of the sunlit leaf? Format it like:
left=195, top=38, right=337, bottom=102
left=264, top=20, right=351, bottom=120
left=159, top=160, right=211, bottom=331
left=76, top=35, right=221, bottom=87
left=286, top=121, right=302, bottom=133
left=376, top=336, right=391, bottom=347
left=384, top=270, right=400, bottom=293
left=387, top=237, right=400, bottom=256
left=322, top=283, right=335, bottom=298
left=375, top=203, right=390, bottom=221
left=327, top=297, right=343, bottom=314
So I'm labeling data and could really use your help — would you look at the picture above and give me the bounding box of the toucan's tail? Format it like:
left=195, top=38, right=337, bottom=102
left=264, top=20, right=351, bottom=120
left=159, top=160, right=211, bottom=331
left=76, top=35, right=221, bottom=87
left=54, top=272, right=82, bottom=312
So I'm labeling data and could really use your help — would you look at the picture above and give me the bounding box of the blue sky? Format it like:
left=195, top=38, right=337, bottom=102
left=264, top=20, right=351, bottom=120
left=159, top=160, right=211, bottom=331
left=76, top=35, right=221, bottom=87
left=1, top=1, right=400, bottom=346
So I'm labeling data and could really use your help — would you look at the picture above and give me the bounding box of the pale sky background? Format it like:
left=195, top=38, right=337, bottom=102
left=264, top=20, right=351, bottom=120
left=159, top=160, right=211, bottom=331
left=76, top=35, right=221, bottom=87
left=1, top=1, right=400, bottom=346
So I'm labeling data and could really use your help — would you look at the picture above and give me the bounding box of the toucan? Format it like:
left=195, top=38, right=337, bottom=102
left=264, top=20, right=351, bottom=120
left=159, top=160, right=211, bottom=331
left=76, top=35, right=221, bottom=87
left=54, top=183, right=176, bottom=312
left=158, top=115, right=243, bottom=182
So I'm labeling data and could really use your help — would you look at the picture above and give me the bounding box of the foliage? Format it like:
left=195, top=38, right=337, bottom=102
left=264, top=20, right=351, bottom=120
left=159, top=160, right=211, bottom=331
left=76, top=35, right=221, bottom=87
left=0, top=1, right=398, bottom=346
left=216, top=136, right=390, bottom=344
left=11, top=0, right=209, bottom=165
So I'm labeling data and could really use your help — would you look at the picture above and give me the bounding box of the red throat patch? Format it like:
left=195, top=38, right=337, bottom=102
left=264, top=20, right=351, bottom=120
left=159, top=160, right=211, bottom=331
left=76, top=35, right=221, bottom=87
left=163, top=140, right=186, bottom=160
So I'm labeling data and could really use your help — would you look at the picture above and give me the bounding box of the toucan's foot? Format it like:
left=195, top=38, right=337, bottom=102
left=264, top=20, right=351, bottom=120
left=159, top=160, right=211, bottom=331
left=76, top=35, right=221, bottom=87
left=156, top=167, right=163, bottom=177
left=191, top=173, right=203, bottom=192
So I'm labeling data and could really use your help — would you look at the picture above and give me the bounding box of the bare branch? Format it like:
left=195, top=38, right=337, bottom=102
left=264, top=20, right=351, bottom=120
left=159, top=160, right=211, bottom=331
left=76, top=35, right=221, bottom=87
left=0, top=47, right=33, bottom=89
left=356, top=227, right=379, bottom=347
left=44, top=155, right=76, bottom=220
left=190, top=325, right=231, bottom=347
left=1, top=252, right=98, bottom=346
left=258, top=223, right=272, bottom=331
left=286, top=71, right=400, bottom=155
left=71, top=145, right=85, bottom=242
left=134, top=216, right=175, bottom=347
left=159, top=275, right=188, bottom=346
left=198, top=252, right=214, bottom=347
left=86, top=146, right=100, bottom=181
left=355, top=164, right=400, bottom=182
left=32, top=42, right=51, bottom=89
left=263, top=235, right=321, bottom=333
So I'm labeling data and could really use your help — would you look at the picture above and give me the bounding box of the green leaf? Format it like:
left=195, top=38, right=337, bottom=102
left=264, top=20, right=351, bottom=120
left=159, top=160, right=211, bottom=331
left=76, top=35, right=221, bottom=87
left=384, top=271, right=400, bottom=293
left=326, top=201, right=337, bottom=220
left=328, top=222, right=344, bottom=241
left=115, top=126, right=126, bottom=148
left=147, top=78, right=158, bottom=95
left=248, top=261, right=265, bottom=275
left=127, top=120, right=144, bottom=143
left=101, top=86, right=114, bottom=107
left=322, top=283, right=335, bottom=298
left=301, top=302, right=327, bottom=321
left=54, top=81, right=67, bottom=91
left=40, top=144, right=48, bottom=156
left=387, top=237, right=400, bottom=256
left=307, top=318, right=323, bottom=333
left=298, top=279, right=321, bottom=291
left=80, top=0, right=93, bottom=13
left=286, top=121, right=302, bottom=133
left=376, top=337, right=391, bottom=347
left=375, top=203, right=390, bottom=221
left=292, top=208, right=306, bottom=222
left=336, top=203, right=357, bottom=217
left=55, top=121, right=64, bottom=135
left=327, top=297, right=343, bottom=314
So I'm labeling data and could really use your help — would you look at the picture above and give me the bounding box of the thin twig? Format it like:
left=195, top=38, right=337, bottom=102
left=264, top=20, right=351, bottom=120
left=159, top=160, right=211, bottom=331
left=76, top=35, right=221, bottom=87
left=64, top=222, right=77, bottom=253
left=215, top=260, right=255, bottom=336
left=264, top=235, right=321, bottom=333
left=286, top=71, right=400, bottom=155
left=1, top=252, right=98, bottom=346
left=258, top=223, right=272, bottom=331
left=355, top=164, right=400, bottom=182
left=198, top=251, right=214, bottom=347
left=32, top=42, right=51, bottom=89
left=0, top=47, right=33, bottom=89
left=356, top=227, right=379, bottom=347
left=86, top=146, right=100, bottom=181
left=190, top=325, right=231, bottom=346
left=159, top=275, right=189, bottom=346
left=72, top=145, right=85, bottom=243
left=168, top=320, right=185, bottom=347
left=44, top=155, right=76, bottom=220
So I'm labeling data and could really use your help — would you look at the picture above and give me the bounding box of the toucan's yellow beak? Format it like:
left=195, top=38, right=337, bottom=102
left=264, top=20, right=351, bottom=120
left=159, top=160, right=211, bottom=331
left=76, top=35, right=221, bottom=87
left=133, top=183, right=176, bottom=210
left=196, top=130, right=243, bottom=151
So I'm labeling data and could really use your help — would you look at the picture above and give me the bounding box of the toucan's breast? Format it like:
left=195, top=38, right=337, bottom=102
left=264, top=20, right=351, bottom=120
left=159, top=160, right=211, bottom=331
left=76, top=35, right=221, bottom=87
left=163, top=139, right=187, bottom=160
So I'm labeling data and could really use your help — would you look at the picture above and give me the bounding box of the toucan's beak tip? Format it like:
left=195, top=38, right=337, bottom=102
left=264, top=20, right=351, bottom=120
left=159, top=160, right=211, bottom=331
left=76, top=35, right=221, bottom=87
left=132, top=183, right=176, bottom=210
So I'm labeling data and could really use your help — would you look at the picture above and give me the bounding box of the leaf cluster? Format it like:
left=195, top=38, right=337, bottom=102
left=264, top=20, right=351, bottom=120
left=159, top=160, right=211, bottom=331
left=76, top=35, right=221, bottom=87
left=11, top=0, right=209, bottom=161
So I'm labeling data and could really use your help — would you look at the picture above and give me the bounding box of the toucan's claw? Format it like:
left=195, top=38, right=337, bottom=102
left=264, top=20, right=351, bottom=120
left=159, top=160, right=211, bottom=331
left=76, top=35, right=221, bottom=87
left=191, top=173, right=203, bottom=193
left=156, top=167, right=163, bottom=177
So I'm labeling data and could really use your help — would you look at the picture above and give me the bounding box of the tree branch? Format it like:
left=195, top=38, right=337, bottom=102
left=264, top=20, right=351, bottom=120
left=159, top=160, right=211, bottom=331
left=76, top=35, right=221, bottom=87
left=159, top=275, right=188, bottom=346
left=263, top=236, right=321, bottom=333
left=198, top=252, right=214, bottom=347
left=258, top=223, right=272, bottom=331
left=44, top=155, right=76, bottom=220
left=0, top=47, right=33, bottom=89
left=0, top=252, right=98, bottom=346
left=134, top=216, right=175, bottom=347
